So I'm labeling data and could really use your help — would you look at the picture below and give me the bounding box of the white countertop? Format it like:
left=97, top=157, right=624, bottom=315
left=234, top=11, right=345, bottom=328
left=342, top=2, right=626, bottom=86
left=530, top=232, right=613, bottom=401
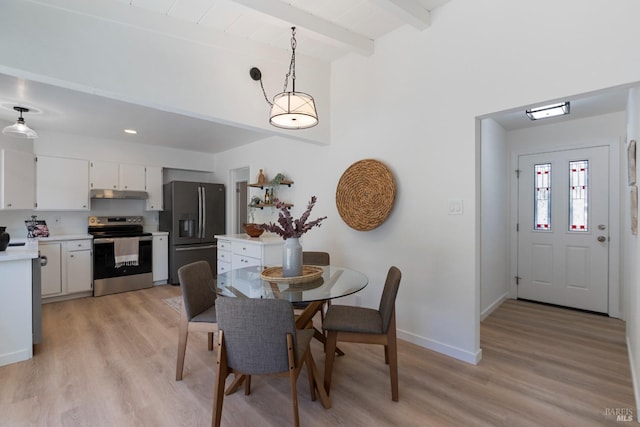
left=0, top=239, right=39, bottom=262
left=0, top=234, right=93, bottom=262
left=215, top=234, right=284, bottom=245
left=37, top=234, right=93, bottom=242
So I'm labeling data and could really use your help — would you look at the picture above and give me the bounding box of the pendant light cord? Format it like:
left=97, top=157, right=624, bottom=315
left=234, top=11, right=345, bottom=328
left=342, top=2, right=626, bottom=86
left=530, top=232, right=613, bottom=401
left=282, top=27, right=297, bottom=93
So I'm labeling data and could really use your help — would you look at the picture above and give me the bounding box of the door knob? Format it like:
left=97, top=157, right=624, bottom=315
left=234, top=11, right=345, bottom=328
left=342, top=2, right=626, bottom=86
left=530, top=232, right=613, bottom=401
left=597, top=236, right=607, bottom=242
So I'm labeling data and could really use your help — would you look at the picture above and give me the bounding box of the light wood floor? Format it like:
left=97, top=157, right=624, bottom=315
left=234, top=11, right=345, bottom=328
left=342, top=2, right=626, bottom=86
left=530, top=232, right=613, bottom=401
left=0, top=286, right=635, bottom=426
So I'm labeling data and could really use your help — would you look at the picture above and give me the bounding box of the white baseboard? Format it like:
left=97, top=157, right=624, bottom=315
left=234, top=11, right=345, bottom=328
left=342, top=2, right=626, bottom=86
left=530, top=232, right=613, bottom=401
left=626, top=334, right=640, bottom=423
left=397, top=330, right=482, bottom=365
left=0, top=348, right=32, bottom=368
left=481, top=292, right=509, bottom=321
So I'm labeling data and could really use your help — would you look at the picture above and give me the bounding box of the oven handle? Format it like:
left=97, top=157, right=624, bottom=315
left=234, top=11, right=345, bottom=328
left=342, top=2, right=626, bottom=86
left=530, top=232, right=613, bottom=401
left=93, top=236, right=153, bottom=244
left=175, top=244, right=216, bottom=251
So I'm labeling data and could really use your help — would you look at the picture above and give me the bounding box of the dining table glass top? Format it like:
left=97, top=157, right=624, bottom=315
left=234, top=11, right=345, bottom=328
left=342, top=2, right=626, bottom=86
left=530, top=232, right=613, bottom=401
left=215, top=265, right=368, bottom=304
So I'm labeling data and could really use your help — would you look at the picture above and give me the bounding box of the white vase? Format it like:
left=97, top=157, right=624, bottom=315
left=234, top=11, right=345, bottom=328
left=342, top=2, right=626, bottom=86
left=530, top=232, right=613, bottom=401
left=282, top=237, right=302, bottom=277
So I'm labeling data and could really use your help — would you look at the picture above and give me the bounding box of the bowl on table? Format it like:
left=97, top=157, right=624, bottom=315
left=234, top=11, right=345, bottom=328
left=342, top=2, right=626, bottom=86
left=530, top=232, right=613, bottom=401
left=243, top=223, right=265, bottom=238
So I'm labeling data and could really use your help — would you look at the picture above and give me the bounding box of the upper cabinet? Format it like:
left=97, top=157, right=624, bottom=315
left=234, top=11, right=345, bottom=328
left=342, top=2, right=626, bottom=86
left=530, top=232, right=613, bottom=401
left=0, top=149, right=36, bottom=210
left=36, top=156, right=89, bottom=210
left=145, top=165, right=163, bottom=211
left=90, top=161, right=146, bottom=191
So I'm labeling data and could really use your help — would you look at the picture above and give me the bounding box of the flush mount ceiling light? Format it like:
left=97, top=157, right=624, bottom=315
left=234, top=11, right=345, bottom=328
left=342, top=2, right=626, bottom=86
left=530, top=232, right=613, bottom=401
left=2, top=106, right=38, bottom=139
left=526, top=102, right=570, bottom=120
left=250, top=27, right=318, bottom=130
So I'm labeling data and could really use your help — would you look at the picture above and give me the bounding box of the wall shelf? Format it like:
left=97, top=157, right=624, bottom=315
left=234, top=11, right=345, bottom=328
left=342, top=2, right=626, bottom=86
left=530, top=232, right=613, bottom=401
left=248, top=180, right=294, bottom=190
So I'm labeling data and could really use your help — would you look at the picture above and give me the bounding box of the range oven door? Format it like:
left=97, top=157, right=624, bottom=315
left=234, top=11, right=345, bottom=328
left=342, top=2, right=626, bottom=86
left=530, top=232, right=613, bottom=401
left=93, top=236, right=153, bottom=296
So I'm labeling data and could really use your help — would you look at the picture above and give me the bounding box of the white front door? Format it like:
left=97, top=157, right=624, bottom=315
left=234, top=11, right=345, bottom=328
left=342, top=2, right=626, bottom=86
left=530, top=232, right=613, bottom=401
left=517, top=146, right=609, bottom=313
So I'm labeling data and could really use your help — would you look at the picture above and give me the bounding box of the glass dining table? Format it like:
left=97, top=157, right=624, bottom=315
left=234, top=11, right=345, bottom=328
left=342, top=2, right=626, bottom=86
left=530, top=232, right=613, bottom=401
left=214, top=264, right=368, bottom=409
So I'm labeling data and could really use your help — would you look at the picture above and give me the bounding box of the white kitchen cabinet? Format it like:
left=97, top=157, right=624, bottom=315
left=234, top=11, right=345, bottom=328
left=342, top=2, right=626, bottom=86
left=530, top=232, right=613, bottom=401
left=152, top=232, right=168, bottom=283
left=119, top=163, right=146, bottom=191
left=40, top=242, right=62, bottom=297
left=40, top=238, right=93, bottom=302
left=90, top=161, right=146, bottom=191
left=89, top=161, right=119, bottom=190
left=145, top=165, right=163, bottom=211
left=215, top=235, right=282, bottom=274
left=65, top=240, right=93, bottom=294
left=36, top=156, right=89, bottom=210
left=0, top=149, right=36, bottom=210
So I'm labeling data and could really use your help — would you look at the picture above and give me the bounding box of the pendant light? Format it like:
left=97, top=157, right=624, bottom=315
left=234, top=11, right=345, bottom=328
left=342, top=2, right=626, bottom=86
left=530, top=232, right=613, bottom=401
left=250, top=27, right=318, bottom=130
left=2, top=106, right=39, bottom=139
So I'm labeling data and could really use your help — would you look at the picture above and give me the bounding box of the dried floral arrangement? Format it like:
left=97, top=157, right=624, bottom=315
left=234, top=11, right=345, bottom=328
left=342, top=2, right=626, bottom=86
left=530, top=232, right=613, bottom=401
left=259, top=196, right=327, bottom=239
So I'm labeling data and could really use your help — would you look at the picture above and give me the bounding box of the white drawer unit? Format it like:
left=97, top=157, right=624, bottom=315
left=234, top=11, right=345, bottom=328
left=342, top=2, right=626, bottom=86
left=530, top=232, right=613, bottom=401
left=215, top=235, right=283, bottom=274
left=40, top=237, right=93, bottom=302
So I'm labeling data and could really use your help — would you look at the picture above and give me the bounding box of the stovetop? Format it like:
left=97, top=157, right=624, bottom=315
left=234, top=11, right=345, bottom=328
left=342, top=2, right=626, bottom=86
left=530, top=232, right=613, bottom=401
left=88, top=216, right=151, bottom=238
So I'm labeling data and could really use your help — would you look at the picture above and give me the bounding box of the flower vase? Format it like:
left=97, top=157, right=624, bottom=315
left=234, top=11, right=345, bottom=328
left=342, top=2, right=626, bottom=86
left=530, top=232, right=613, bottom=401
left=282, top=237, right=302, bottom=277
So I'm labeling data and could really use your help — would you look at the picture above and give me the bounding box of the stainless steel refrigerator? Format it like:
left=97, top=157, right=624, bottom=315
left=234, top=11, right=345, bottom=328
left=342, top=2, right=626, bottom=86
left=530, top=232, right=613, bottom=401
left=159, top=181, right=225, bottom=284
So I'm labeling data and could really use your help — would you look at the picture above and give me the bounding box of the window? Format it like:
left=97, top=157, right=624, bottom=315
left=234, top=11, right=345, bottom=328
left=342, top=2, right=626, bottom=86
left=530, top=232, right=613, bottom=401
left=569, top=160, right=588, bottom=231
left=534, top=163, right=551, bottom=230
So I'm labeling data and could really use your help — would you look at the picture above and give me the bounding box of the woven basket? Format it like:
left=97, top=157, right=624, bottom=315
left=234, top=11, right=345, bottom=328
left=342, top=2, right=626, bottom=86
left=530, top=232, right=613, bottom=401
left=335, top=159, right=396, bottom=231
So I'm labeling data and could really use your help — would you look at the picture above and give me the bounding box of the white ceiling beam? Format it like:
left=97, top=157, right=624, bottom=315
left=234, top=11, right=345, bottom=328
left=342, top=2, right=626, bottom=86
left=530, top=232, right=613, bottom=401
left=371, top=0, right=431, bottom=30
left=231, top=0, right=374, bottom=56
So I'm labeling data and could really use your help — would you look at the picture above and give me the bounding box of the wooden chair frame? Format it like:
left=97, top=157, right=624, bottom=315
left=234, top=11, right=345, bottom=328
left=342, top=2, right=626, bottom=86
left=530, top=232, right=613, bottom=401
left=212, top=330, right=319, bottom=427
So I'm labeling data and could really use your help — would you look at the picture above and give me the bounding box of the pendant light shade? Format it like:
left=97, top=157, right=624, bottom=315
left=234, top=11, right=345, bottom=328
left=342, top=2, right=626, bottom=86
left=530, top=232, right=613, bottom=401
left=270, top=91, right=318, bottom=129
left=2, top=106, right=38, bottom=139
left=250, top=27, right=318, bottom=130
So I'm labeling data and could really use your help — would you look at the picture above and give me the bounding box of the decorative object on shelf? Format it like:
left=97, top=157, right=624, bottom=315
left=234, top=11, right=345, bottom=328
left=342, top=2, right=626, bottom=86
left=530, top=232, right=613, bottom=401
left=257, top=169, right=266, bottom=185
left=264, top=188, right=271, bottom=204
left=271, top=173, right=286, bottom=186
left=25, top=215, right=49, bottom=238
left=628, top=139, right=636, bottom=186
left=260, top=265, right=324, bottom=285
left=0, top=226, right=10, bottom=251
left=336, top=159, right=397, bottom=231
left=249, top=27, right=318, bottom=130
left=2, top=106, right=39, bottom=139
left=258, top=196, right=327, bottom=277
left=243, top=223, right=265, bottom=238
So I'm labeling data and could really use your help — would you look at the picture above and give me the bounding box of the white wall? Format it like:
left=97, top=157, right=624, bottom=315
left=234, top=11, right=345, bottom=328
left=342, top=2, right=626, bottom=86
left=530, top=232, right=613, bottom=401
left=0, top=0, right=330, bottom=145
left=626, top=87, right=640, bottom=415
left=480, top=119, right=509, bottom=318
left=216, top=0, right=640, bottom=364
left=3, top=0, right=640, bottom=367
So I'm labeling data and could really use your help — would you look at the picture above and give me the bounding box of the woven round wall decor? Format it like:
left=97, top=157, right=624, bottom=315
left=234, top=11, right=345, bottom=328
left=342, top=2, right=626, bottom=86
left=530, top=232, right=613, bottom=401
left=336, top=159, right=396, bottom=231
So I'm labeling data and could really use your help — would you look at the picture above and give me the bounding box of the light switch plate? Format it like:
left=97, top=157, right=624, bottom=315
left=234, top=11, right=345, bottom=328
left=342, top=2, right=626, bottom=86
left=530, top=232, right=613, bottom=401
left=448, top=199, right=463, bottom=215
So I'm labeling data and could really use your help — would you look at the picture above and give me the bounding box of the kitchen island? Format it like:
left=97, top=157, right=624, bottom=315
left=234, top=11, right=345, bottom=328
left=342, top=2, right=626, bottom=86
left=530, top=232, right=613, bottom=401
left=0, top=239, right=39, bottom=367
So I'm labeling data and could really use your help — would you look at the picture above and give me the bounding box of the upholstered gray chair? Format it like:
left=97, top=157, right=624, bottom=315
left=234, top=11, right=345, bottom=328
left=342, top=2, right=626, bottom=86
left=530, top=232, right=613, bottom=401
left=212, top=298, right=317, bottom=427
left=175, top=260, right=218, bottom=381
left=293, top=251, right=331, bottom=316
left=323, top=266, right=402, bottom=401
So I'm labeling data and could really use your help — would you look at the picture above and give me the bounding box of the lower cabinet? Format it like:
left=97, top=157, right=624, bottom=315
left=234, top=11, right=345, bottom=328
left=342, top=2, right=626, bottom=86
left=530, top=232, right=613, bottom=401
left=215, top=235, right=283, bottom=274
left=40, top=239, right=93, bottom=301
left=152, top=232, right=169, bottom=283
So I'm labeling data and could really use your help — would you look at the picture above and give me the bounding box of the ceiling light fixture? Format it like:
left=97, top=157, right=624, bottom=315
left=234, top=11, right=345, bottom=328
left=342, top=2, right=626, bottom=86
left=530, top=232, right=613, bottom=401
left=124, top=129, right=137, bottom=134
left=2, top=106, right=38, bottom=139
left=526, top=102, right=570, bottom=120
left=250, top=27, right=318, bottom=130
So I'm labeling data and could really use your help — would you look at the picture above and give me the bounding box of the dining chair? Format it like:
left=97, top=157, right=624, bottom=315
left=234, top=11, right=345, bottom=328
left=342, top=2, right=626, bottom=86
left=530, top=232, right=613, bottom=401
left=175, top=260, right=218, bottom=381
left=212, top=298, right=318, bottom=427
left=322, top=266, right=402, bottom=401
left=293, top=251, right=330, bottom=318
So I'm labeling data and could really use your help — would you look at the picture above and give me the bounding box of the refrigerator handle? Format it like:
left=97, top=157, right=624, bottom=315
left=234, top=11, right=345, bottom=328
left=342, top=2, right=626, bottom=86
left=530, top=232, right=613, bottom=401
left=202, top=186, right=207, bottom=239
left=198, top=185, right=204, bottom=239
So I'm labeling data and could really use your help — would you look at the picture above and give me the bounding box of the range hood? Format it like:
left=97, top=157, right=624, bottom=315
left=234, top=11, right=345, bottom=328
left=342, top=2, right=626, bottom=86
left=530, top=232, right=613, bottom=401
left=90, top=189, right=149, bottom=199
